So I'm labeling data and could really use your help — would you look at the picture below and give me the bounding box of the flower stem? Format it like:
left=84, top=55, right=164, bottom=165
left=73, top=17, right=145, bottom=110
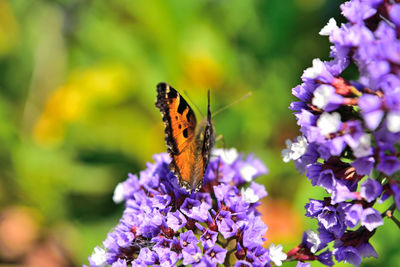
left=381, top=203, right=396, bottom=218
left=223, top=248, right=236, bottom=267
left=382, top=204, right=400, bottom=229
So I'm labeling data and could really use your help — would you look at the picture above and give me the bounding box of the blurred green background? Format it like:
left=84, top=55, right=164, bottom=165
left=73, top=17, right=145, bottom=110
left=0, top=0, right=399, bottom=266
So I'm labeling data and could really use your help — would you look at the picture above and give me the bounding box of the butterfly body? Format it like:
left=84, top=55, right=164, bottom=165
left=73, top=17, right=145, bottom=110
left=155, top=82, right=215, bottom=192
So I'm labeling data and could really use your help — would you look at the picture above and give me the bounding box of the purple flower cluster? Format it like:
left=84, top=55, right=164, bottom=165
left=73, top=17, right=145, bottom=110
left=284, top=0, right=400, bottom=266
left=88, top=149, right=273, bottom=266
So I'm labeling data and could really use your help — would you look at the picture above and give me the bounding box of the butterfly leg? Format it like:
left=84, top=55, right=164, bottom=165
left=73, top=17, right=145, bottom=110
left=215, top=134, right=225, bottom=148
left=215, top=156, right=221, bottom=182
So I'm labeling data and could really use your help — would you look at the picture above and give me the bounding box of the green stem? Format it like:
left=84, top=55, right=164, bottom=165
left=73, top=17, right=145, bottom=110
left=382, top=203, right=400, bottom=229
left=381, top=203, right=396, bottom=218
left=390, top=215, right=400, bottom=229
left=223, top=248, right=236, bottom=267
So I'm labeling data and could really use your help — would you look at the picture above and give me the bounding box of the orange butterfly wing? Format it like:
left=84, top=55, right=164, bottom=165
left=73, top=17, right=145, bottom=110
left=155, top=83, right=198, bottom=188
left=156, top=82, right=215, bottom=191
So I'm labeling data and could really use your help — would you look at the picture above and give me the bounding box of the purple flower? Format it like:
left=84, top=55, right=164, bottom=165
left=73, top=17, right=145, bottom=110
left=200, top=229, right=218, bottom=248
left=296, top=262, right=310, bottom=267
left=204, top=245, right=227, bottom=264
left=245, top=245, right=270, bottom=267
left=249, top=182, right=268, bottom=199
left=359, top=95, right=383, bottom=131
left=316, top=169, right=335, bottom=192
left=334, top=246, right=362, bottom=266
left=234, top=260, right=252, bottom=267
left=361, top=207, right=383, bottom=231
left=111, top=258, right=127, bottom=267
left=391, top=183, right=400, bottom=208
left=306, top=163, right=323, bottom=186
left=305, top=199, right=324, bottom=217
left=285, top=0, right=400, bottom=265
left=376, top=155, right=400, bottom=175
left=159, top=251, right=179, bottom=267
left=88, top=151, right=271, bottom=266
left=345, top=204, right=363, bottom=228
left=389, top=4, right=400, bottom=26
left=351, top=156, right=375, bottom=176
left=166, top=210, right=187, bottom=231
left=242, top=216, right=268, bottom=248
left=136, top=248, right=158, bottom=265
left=331, top=180, right=357, bottom=204
left=179, top=230, right=199, bottom=248
left=152, top=236, right=173, bottom=254
left=317, top=250, right=334, bottom=266
left=317, top=206, right=346, bottom=238
left=182, top=244, right=202, bottom=265
left=215, top=211, right=238, bottom=239
left=180, top=198, right=210, bottom=222
left=360, top=178, right=382, bottom=202
left=358, top=242, right=378, bottom=258
left=341, top=0, right=377, bottom=23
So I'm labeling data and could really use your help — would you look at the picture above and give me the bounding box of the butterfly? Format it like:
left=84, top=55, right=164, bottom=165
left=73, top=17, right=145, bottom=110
left=155, top=82, right=216, bottom=192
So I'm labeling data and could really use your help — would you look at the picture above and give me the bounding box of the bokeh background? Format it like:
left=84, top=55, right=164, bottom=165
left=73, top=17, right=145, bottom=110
left=0, top=0, right=399, bottom=266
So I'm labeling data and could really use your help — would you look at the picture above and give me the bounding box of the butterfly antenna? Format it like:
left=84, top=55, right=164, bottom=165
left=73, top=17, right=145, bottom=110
left=183, top=90, right=204, bottom=117
left=213, top=91, right=252, bottom=117
left=208, top=90, right=211, bottom=119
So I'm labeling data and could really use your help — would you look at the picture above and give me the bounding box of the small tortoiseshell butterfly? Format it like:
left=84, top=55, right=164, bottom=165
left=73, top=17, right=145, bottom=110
left=155, top=82, right=216, bottom=192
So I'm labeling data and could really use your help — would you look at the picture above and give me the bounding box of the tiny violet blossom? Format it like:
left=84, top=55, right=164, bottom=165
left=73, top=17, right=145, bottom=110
left=296, top=262, right=311, bottom=267
left=87, top=149, right=275, bottom=266
left=285, top=0, right=400, bottom=266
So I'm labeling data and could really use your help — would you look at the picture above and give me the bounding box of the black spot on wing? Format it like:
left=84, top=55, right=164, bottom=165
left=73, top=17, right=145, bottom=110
left=186, top=109, right=193, bottom=122
left=168, top=89, right=177, bottom=99
left=183, top=128, right=188, bottom=138
left=177, top=97, right=188, bottom=114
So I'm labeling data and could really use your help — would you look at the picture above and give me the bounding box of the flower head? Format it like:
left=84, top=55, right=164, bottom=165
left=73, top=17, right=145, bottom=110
left=88, top=149, right=273, bottom=266
left=285, top=0, right=400, bottom=265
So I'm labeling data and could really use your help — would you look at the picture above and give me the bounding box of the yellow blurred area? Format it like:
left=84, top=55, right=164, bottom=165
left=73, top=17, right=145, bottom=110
left=0, top=0, right=19, bottom=56
left=183, top=52, right=223, bottom=89
left=34, top=65, right=131, bottom=145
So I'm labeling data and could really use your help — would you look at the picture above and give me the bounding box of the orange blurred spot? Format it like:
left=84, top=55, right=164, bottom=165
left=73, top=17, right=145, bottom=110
left=260, top=198, right=302, bottom=246
left=0, top=206, right=39, bottom=259
left=25, top=240, right=72, bottom=267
